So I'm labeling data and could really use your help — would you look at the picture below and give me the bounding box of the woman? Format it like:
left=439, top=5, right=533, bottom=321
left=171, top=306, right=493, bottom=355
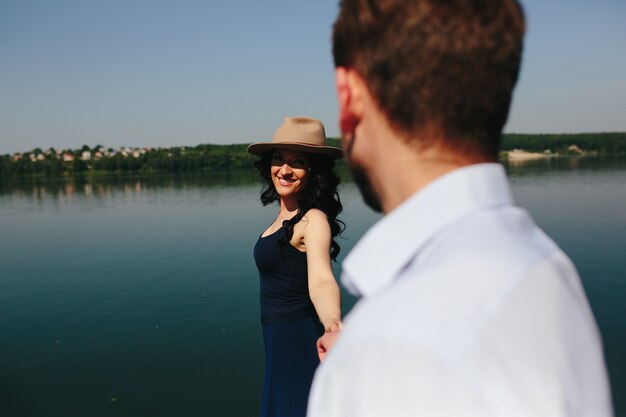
left=248, top=117, right=344, bottom=417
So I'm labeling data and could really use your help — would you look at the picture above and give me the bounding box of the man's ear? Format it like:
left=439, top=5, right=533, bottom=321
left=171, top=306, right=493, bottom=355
left=335, top=67, right=362, bottom=136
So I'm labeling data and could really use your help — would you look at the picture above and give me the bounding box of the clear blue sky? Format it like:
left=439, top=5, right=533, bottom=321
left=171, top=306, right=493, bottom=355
left=1, top=0, right=625, bottom=154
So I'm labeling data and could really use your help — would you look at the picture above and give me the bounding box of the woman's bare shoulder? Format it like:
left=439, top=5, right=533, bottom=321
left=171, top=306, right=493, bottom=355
left=302, top=208, right=329, bottom=224
left=300, top=209, right=331, bottom=237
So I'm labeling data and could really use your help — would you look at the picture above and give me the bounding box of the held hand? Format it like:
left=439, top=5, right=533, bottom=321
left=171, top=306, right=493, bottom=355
left=317, top=329, right=341, bottom=362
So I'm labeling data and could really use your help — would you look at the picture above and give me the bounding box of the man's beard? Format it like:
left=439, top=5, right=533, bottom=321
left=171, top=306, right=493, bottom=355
left=350, top=162, right=383, bottom=213
left=343, top=132, right=383, bottom=213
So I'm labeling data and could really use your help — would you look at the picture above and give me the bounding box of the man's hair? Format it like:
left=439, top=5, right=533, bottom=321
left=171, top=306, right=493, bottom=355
left=333, top=0, right=525, bottom=159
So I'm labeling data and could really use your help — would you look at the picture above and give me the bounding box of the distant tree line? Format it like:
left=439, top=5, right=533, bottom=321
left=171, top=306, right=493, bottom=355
left=1, top=134, right=624, bottom=180
left=501, top=132, right=626, bottom=154
left=0, top=143, right=258, bottom=180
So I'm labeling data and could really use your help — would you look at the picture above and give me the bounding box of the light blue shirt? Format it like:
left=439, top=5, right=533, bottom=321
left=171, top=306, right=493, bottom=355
left=309, top=163, right=612, bottom=417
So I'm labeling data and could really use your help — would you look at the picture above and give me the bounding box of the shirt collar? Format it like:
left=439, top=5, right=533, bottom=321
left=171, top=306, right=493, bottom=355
left=341, top=163, right=514, bottom=297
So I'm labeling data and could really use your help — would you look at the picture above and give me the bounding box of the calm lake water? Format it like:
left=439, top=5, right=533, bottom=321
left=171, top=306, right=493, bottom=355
left=1, top=156, right=625, bottom=417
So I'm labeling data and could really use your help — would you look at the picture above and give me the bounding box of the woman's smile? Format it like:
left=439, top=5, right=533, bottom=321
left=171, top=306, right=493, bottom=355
left=277, top=176, right=296, bottom=186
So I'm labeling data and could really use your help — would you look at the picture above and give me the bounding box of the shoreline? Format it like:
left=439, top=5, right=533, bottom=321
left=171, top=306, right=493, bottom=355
left=506, top=150, right=555, bottom=161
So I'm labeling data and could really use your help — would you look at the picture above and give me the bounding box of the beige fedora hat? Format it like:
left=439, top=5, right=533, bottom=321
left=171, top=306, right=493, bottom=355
left=247, top=117, right=343, bottom=159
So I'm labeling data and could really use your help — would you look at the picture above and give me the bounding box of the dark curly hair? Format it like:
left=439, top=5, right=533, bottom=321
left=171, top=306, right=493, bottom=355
left=254, top=151, right=344, bottom=261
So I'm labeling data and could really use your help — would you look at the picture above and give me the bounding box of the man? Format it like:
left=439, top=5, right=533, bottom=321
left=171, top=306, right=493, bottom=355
left=308, top=1, right=612, bottom=416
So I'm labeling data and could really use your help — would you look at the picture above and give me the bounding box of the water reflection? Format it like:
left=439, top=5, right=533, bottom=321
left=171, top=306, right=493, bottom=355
left=0, top=170, right=261, bottom=197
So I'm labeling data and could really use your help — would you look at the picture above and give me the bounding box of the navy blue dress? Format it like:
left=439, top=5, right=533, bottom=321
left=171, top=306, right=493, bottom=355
left=254, top=227, right=323, bottom=417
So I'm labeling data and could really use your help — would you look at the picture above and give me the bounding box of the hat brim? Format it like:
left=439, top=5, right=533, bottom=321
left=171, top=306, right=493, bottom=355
left=247, top=142, right=343, bottom=160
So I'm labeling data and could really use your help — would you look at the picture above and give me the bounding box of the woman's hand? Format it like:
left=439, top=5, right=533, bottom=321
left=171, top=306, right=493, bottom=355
left=316, top=322, right=341, bottom=362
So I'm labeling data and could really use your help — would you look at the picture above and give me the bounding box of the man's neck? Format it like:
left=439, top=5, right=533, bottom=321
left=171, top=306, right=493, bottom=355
left=372, top=138, right=485, bottom=214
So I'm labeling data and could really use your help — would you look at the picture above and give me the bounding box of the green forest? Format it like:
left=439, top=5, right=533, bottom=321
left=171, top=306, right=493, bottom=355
left=501, top=132, right=626, bottom=154
left=2, top=133, right=625, bottom=180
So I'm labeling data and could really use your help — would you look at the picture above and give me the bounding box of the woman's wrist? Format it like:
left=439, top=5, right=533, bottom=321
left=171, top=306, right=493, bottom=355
left=322, top=319, right=342, bottom=333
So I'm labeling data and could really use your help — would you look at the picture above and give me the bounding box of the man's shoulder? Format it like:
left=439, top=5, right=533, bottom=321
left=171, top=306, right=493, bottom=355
left=340, top=217, right=581, bottom=358
left=421, top=202, right=560, bottom=272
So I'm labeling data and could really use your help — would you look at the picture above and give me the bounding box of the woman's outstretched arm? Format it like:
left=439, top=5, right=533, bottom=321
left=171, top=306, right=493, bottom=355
left=304, top=209, right=342, bottom=334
